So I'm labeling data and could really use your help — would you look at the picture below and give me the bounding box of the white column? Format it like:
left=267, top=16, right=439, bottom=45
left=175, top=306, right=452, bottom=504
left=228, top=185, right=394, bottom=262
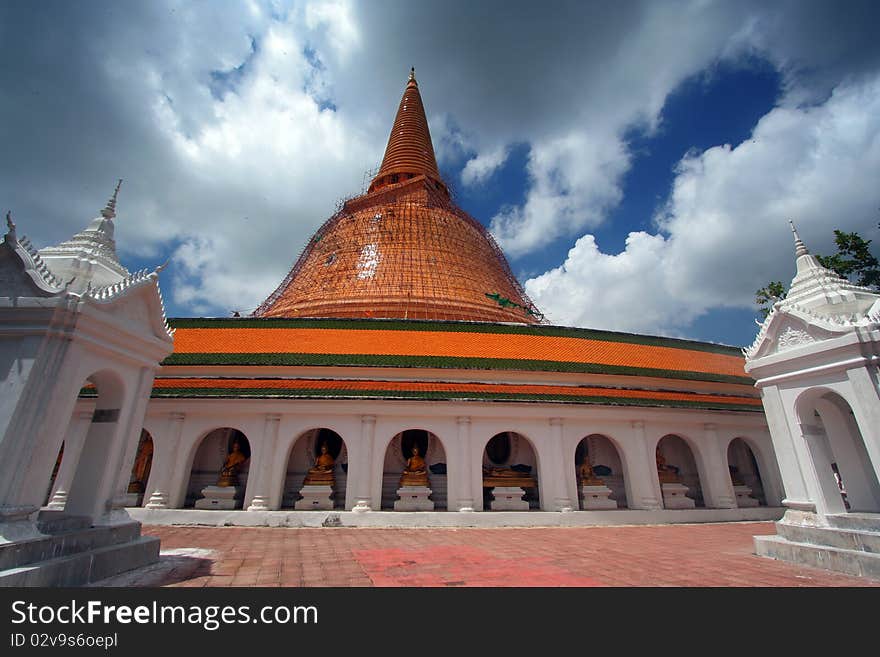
left=626, top=420, right=662, bottom=510
left=453, top=416, right=474, bottom=512
left=67, top=368, right=146, bottom=522
left=549, top=418, right=574, bottom=512
left=107, top=366, right=155, bottom=515
left=46, top=410, right=93, bottom=510
left=701, top=423, right=736, bottom=508
left=759, top=439, right=785, bottom=507
left=352, top=415, right=375, bottom=512
left=0, top=329, right=81, bottom=516
left=146, top=412, right=185, bottom=509
left=761, top=385, right=810, bottom=510
left=247, top=414, right=281, bottom=511
left=845, top=366, right=880, bottom=486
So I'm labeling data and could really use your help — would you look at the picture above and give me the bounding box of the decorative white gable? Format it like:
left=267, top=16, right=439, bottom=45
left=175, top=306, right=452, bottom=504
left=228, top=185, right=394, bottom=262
left=744, top=221, right=880, bottom=362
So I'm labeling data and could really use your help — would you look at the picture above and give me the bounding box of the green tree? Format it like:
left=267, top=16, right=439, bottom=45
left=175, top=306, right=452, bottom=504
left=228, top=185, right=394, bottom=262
left=755, top=228, right=879, bottom=319
left=815, top=230, right=880, bottom=288
left=755, top=281, right=787, bottom=319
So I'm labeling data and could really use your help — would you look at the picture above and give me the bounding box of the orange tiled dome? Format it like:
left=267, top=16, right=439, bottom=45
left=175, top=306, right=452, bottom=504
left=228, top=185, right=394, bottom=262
left=254, top=70, right=541, bottom=324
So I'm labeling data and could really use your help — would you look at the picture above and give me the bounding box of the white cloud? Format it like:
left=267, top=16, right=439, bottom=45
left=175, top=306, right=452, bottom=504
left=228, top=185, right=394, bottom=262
left=526, top=232, right=682, bottom=333
left=526, top=74, right=880, bottom=338
left=490, top=132, right=629, bottom=257
left=304, top=0, right=361, bottom=62
left=461, top=146, right=509, bottom=187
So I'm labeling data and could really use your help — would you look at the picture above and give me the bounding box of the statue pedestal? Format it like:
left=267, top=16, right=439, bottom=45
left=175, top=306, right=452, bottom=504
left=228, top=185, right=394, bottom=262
left=394, top=486, right=434, bottom=511
left=195, top=485, right=241, bottom=510
left=490, top=486, right=529, bottom=511
left=734, top=485, right=760, bottom=508
left=295, top=485, right=334, bottom=510
left=580, top=484, right=618, bottom=510
left=145, top=491, right=169, bottom=510
left=661, top=482, right=695, bottom=509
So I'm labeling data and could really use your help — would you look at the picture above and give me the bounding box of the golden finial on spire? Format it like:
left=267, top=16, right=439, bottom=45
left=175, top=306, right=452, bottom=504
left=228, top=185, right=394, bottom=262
left=101, top=178, right=123, bottom=219
left=409, top=67, right=415, bottom=82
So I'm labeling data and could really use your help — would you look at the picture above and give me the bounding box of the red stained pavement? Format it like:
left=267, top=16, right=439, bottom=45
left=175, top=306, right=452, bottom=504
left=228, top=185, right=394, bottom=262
left=103, top=522, right=879, bottom=587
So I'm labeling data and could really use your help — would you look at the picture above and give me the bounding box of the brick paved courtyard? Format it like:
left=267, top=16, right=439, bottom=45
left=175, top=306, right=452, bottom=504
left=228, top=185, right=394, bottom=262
left=95, top=521, right=878, bottom=587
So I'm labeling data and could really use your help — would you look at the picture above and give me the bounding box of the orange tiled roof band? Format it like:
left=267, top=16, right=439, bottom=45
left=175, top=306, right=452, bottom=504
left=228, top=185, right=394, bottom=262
left=171, top=327, right=747, bottom=378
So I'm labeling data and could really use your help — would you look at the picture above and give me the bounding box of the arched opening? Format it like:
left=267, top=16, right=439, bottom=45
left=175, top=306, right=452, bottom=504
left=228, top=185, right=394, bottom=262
left=796, top=389, right=880, bottom=514
left=381, top=429, right=447, bottom=510
left=575, top=434, right=627, bottom=508
left=65, top=369, right=127, bottom=518
left=126, top=430, right=154, bottom=507
left=188, top=428, right=251, bottom=509
left=283, top=428, right=348, bottom=510
left=656, top=434, right=703, bottom=508
left=726, top=437, right=766, bottom=507
left=481, top=431, right=539, bottom=510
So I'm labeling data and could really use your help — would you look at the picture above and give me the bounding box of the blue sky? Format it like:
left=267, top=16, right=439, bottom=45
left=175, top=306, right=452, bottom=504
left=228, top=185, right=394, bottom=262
left=2, top=1, right=879, bottom=347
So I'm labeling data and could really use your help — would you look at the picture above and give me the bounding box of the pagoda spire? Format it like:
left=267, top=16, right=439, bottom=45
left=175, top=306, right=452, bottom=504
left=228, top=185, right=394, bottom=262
left=788, top=219, right=809, bottom=257
left=368, top=68, right=444, bottom=193
left=102, top=179, right=123, bottom=219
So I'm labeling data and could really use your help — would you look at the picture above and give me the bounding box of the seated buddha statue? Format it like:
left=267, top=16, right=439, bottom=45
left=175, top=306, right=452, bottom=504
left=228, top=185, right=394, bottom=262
left=217, top=440, right=248, bottom=487
left=399, top=445, right=429, bottom=487
left=578, top=459, right=602, bottom=486
left=656, top=450, right=681, bottom=484
left=303, top=442, right=335, bottom=485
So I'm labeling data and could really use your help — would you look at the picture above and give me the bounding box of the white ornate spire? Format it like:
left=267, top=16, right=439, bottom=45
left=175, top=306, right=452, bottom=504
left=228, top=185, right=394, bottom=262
left=101, top=179, right=123, bottom=219
left=789, top=219, right=809, bottom=258
left=745, top=219, right=880, bottom=360
left=37, top=181, right=129, bottom=289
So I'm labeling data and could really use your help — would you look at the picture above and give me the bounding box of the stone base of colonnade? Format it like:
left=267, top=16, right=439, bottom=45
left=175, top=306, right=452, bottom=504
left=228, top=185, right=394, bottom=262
left=127, top=507, right=784, bottom=529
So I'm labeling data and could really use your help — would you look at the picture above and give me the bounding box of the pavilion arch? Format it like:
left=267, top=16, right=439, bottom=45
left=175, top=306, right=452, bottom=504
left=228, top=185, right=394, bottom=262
left=64, top=368, right=128, bottom=517
left=795, top=387, right=880, bottom=514
left=126, top=429, right=154, bottom=507
left=480, top=430, right=542, bottom=510
left=183, top=427, right=252, bottom=509
left=654, top=434, right=705, bottom=508
left=381, top=429, right=448, bottom=509
left=281, top=427, right=349, bottom=509
left=724, top=436, right=770, bottom=506
left=574, top=434, right=629, bottom=508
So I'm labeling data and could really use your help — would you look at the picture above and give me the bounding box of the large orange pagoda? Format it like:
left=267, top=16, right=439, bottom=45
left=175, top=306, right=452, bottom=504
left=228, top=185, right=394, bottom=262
left=254, top=69, right=541, bottom=324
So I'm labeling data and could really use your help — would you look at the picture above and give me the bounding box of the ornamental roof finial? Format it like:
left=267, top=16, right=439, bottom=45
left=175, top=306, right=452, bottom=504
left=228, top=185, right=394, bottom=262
left=101, top=178, right=123, bottom=219
left=789, top=219, right=809, bottom=258
left=4, top=210, right=15, bottom=243
left=409, top=66, right=416, bottom=83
